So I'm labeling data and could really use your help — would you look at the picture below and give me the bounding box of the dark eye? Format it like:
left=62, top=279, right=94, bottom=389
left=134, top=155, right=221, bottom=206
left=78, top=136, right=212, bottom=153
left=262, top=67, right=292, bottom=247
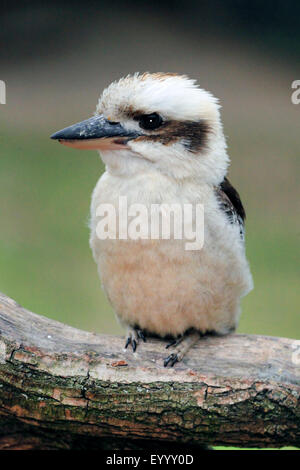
left=138, top=113, right=163, bottom=130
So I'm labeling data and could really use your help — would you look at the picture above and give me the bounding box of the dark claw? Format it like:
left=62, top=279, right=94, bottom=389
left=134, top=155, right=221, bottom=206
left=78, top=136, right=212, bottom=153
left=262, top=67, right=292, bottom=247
left=164, top=353, right=179, bottom=367
left=138, top=330, right=146, bottom=342
left=170, top=355, right=179, bottom=367
left=125, top=337, right=137, bottom=352
left=166, top=339, right=178, bottom=349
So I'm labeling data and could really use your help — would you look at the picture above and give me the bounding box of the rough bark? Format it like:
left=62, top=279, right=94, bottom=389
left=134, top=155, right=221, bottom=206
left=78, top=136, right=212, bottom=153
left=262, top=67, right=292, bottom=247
left=0, top=291, right=299, bottom=450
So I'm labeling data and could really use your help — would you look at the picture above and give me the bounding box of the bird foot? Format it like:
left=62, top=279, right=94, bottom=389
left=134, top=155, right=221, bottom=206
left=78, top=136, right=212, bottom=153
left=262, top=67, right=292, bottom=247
left=124, top=327, right=146, bottom=352
left=163, top=331, right=200, bottom=367
left=164, top=352, right=181, bottom=367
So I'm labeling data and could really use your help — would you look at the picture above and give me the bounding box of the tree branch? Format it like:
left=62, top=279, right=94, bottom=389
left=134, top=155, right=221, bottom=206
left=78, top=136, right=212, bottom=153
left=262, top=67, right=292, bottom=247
left=0, top=291, right=299, bottom=450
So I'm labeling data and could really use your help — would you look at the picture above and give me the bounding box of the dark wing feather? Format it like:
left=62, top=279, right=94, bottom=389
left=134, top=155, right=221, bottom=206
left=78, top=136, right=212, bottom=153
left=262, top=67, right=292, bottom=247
left=215, top=177, right=246, bottom=240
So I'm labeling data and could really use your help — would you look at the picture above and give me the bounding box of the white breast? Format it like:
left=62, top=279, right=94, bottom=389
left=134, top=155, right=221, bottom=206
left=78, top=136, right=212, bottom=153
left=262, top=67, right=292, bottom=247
left=90, top=169, right=253, bottom=337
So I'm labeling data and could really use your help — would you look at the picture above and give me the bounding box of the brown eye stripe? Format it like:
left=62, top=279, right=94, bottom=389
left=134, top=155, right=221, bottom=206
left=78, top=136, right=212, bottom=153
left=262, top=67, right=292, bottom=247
left=134, top=120, right=211, bottom=153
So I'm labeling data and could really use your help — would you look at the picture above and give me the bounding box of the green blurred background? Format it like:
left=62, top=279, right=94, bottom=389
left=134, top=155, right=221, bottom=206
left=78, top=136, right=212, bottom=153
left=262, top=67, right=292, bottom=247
left=0, top=0, right=299, bottom=341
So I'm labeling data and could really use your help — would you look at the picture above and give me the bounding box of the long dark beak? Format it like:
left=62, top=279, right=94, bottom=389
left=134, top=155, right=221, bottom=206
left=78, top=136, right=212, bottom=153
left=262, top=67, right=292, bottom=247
left=50, top=115, right=140, bottom=150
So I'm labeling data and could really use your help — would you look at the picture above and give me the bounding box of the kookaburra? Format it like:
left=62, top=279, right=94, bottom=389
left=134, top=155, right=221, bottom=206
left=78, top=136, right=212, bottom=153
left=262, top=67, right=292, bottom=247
left=51, top=73, right=253, bottom=366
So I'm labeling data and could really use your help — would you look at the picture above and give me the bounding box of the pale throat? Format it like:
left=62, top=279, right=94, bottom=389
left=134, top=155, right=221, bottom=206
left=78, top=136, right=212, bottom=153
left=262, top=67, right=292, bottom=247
left=99, top=148, right=156, bottom=176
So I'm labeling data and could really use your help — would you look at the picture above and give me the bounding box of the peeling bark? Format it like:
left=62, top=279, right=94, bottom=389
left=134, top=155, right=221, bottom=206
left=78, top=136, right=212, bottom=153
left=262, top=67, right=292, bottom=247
left=0, top=292, right=299, bottom=450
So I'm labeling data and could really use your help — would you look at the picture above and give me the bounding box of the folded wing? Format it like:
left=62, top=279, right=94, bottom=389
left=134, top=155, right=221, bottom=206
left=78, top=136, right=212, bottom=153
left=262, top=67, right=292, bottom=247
left=215, top=177, right=246, bottom=240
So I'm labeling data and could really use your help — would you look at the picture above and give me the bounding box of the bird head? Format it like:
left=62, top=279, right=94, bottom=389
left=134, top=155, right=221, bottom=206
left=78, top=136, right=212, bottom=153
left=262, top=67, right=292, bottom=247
left=51, top=73, right=228, bottom=183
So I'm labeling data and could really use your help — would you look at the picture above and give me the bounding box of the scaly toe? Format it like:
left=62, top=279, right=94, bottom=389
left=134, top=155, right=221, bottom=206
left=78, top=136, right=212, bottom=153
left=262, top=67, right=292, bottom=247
left=137, top=330, right=146, bottom=342
left=166, top=335, right=183, bottom=350
left=166, top=339, right=177, bottom=349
